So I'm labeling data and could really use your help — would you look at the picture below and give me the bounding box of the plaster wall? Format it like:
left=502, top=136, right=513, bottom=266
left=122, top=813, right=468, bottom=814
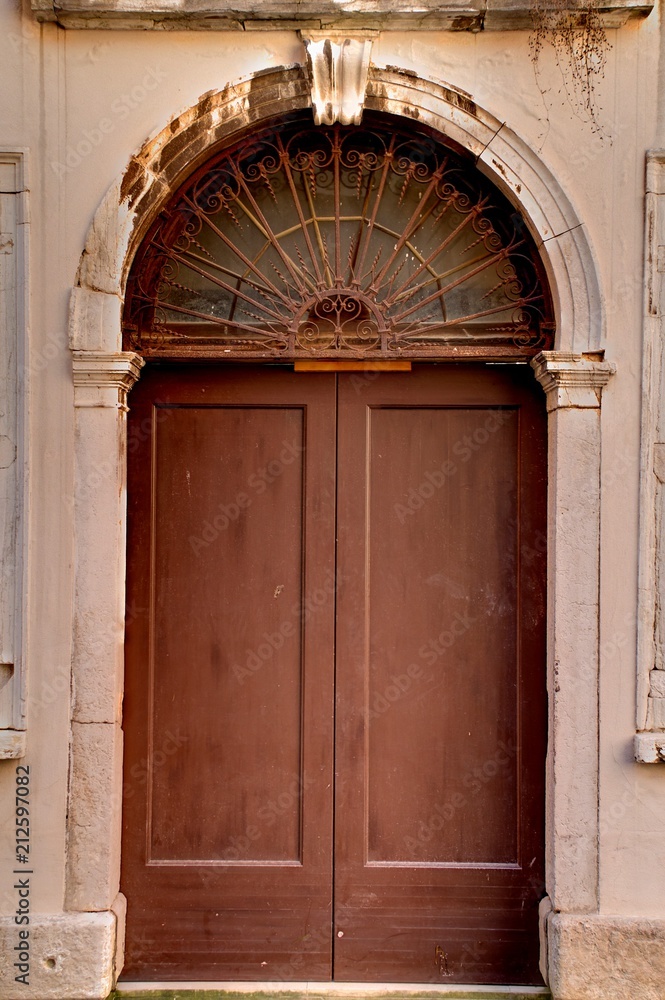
left=0, top=0, right=663, bottom=993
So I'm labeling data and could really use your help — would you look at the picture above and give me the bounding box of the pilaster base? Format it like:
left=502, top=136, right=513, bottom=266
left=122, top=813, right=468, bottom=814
left=548, top=912, right=665, bottom=1000
left=0, top=909, right=118, bottom=999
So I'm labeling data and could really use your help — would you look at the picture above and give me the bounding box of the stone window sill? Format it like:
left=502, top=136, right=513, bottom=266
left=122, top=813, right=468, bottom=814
left=31, top=0, right=653, bottom=31
left=0, top=729, right=27, bottom=759
left=635, top=732, right=665, bottom=764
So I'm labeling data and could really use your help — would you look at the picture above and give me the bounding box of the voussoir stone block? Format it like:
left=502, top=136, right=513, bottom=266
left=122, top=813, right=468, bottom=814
left=548, top=912, right=665, bottom=999
left=650, top=668, right=665, bottom=698
left=647, top=695, right=665, bottom=729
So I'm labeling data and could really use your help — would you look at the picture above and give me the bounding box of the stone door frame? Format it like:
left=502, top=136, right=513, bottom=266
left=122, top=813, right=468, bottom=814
left=65, top=64, right=613, bottom=996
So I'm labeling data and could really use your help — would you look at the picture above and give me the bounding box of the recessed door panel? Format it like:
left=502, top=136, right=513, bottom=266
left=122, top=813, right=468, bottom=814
left=150, top=405, right=305, bottom=863
left=365, top=405, right=519, bottom=866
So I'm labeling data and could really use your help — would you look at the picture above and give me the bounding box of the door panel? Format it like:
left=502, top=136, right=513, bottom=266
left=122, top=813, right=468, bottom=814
left=121, top=362, right=546, bottom=986
left=333, top=366, right=546, bottom=984
left=122, top=366, right=337, bottom=980
left=364, top=404, right=519, bottom=865
left=151, top=405, right=305, bottom=863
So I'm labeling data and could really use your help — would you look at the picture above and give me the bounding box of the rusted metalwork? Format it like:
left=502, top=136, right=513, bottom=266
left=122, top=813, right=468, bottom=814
left=124, top=116, right=554, bottom=360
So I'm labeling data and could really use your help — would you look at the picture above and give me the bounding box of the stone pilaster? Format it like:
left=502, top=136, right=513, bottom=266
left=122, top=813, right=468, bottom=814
left=635, top=150, right=665, bottom=763
left=67, top=351, right=143, bottom=913
left=531, top=350, right=615, bottom=915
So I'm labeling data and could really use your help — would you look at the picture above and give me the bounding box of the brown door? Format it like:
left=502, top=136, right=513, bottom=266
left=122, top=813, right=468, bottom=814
left=121, top=363, right=546, bottom=985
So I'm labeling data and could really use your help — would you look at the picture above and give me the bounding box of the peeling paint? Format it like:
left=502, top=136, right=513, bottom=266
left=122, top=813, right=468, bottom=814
left=119, top=158, right=147, bottom=207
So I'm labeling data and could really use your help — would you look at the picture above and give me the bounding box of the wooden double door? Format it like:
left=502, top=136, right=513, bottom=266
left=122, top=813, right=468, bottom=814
left=121, top=363, right=547, bottom=985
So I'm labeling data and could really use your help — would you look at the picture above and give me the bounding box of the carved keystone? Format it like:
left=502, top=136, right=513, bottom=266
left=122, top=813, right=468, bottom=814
left=301, top=31, right=376, bottom=126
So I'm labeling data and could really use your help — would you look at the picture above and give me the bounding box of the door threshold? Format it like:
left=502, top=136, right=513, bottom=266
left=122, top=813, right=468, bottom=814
left=113, top=984, right=551, bottom=1000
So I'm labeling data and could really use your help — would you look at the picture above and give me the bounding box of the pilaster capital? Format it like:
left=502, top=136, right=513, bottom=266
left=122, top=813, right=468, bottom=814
left=72, top=350, right=145, bottom=410
left=300, top=31, right=376, bottom=126
left=531, top=351, right=616, bottom=411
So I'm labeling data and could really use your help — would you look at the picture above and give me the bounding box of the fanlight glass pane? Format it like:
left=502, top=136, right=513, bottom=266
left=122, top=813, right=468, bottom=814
left=124, top=117, right=553, bottom=359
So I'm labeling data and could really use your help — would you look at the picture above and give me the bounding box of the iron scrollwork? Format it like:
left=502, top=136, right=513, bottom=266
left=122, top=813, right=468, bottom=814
left=124, top=118, right=554, bottom=359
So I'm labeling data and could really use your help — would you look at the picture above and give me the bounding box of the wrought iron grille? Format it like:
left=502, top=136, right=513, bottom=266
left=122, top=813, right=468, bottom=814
left=124, top=116, right=554, bottom=359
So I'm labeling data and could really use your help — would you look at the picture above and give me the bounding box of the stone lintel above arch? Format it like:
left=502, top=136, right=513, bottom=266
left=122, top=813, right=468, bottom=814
left=30, top=0, right=653, bottom=31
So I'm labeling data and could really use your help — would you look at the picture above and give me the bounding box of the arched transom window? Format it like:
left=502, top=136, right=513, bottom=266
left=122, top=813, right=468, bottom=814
left=124, top=115, right=554, bottom=360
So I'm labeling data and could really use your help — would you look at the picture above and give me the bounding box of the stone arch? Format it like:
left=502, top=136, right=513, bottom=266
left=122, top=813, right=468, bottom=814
left=70, top=64, right=601, bottom=356
left=65, top=62, right=612, bottom=994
